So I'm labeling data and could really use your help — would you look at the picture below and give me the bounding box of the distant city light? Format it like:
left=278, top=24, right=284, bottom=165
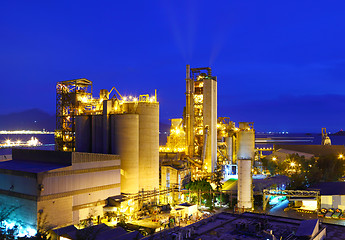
left=0, top=137, right=42, bottom=148
left=0, top=130, right=54, bottom=134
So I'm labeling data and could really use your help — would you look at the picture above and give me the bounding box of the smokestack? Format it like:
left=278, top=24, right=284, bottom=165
left=186, top=65, right=190, bottom=79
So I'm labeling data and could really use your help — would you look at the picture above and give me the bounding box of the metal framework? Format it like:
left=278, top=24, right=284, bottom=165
left=55, top=79, right=93, bottom=151
left=186, top=67, right=215, bottom=158
left=263, top=189, right=320, bottom=211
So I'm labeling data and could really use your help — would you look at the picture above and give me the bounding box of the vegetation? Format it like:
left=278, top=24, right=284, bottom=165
left=185, top=179, right=212, bottom=192
left=212, top=165, right=224, bottom=191
left=262, top=154, right=345, bottom=189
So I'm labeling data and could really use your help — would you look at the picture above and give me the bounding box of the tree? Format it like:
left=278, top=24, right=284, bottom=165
left=315, top=154, right=345, bottom=182
left=212, top=165, right=224, bottom=191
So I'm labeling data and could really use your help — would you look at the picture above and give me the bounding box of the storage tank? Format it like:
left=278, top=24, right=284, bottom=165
left=237, top=122, right=254, bottom=211
left=136, top=102, right=159, bottom=191
left=111, top=114, right=139, bottom=194
left=237, top=158, right=253, bottom=210
left=92, top=115, right=103, bottom=153
left=238, top=123, right=255, bottom=160
left=203, top=77, right=217, bottom=172
left=75, top=115, right=91, bottom=152
left=225, top=136, right=232, bottom=163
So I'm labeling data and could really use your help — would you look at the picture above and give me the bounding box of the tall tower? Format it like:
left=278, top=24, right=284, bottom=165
left=237, top=122, right=255, bottom=210
left=185, top=65, right=217, bottom=173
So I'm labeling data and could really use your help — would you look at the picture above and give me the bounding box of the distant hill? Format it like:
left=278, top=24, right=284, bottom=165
left=0, top=109, right=55, bottom=131
left=0, top=109, right=173, bottom=136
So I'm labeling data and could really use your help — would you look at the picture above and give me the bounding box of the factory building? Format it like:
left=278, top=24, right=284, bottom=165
left=185, top=65, right=217, bottom=174
left=0, top=149, right=121, bottom=232
left=56, top=79, right=159, bottom=194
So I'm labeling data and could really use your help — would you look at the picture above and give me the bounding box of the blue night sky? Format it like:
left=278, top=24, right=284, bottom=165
left=1, top=0, right=345, bottom=132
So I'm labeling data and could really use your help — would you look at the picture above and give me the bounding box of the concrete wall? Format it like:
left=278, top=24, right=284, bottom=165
left=0, top=195, right=37, bottom=232
left=321, top=195, right=345, bottom=210
left=0, top=170, right=38, bottom=229
left=37, top=196, right=72, bottom=228
left=38, top=152, right=121, bottom=226
left=0, top=173, right=37, bottom=196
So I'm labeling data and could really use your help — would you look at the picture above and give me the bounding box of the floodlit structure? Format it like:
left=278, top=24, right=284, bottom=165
left=160, top=66, right=255, bottom=185
left=0, top=149, right=121, bottom=232
left=237, top=122, right=255, bottom=210
left=57, top=79, right=160, bottom=194
left=56, top=79, right=94, bottom=152
left=185, top=65, right=217, bottom=174
left=321, top=128, right=331, bottom=145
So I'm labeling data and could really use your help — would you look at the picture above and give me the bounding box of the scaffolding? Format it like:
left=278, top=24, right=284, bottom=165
left=55, top=79, right=93, bottom=151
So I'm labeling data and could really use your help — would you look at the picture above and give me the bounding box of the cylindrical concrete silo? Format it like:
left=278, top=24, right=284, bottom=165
left=238, top=129, right=255, bottom=160
left=237, top=122, right=255, bottom=211
left=225, top=136, right=232, bottom=164
left=136, top=102, right=159, bottom=191
left=237, top=159, right=253, bottom=210
left=203, top=77, right=217, bottom=173
left=75, top=115, right=91, bottom=152
left=111, top=114, right=139, bottom=194
left=92, top=115, right=104, bottom=153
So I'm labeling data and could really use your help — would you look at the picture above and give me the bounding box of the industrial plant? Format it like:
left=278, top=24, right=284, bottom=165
left=6, top=65, right=344, bottom=239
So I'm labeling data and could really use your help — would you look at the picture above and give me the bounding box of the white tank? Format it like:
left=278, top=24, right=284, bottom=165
left=238, top=127, right=255, bottom=160
left=237, top=159, right=253, bottom=210
left=136, top=102, right=159, bottom=191
left=75, top=115, right=91, bottom=152
left=237, top=122, right=254, bottom=210
left=111, top=114, right=139, bottom=194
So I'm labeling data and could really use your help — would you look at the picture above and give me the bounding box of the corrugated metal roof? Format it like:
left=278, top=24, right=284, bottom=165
left=274, top=145, right=345, bottom=156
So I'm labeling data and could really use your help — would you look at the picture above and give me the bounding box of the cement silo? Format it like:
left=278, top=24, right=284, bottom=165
left=111, top=114, right=139, bottom=194
left=237, top=158, right=253, bottom=210
left=203, top=76, right=217, bottom=173
left=92, top=115, right=103, bottom=153
left=225, top=136, right=234, bottom=164
left=136, top=102, right=159, bottom=191
left=237, top=122, right=255, bottom=210
left=238, top=122, right=255, bottom=160
left=75, top=115, right=92, bottom=152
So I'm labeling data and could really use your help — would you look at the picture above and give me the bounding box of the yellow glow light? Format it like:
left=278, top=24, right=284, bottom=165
left=339, top=154, right=344, bottom=159
left=290, top=162, right=295, bottom=167
left=80, top=96, right=89, bottom=103
left=272, top=157, right=277, bottom=161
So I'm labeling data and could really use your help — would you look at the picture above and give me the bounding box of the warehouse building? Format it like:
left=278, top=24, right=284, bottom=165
left=0, top=149, right=121, bottom=234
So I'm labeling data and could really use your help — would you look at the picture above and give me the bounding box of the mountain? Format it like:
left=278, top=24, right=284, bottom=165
left=0, top=109, right=55, bottom=131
